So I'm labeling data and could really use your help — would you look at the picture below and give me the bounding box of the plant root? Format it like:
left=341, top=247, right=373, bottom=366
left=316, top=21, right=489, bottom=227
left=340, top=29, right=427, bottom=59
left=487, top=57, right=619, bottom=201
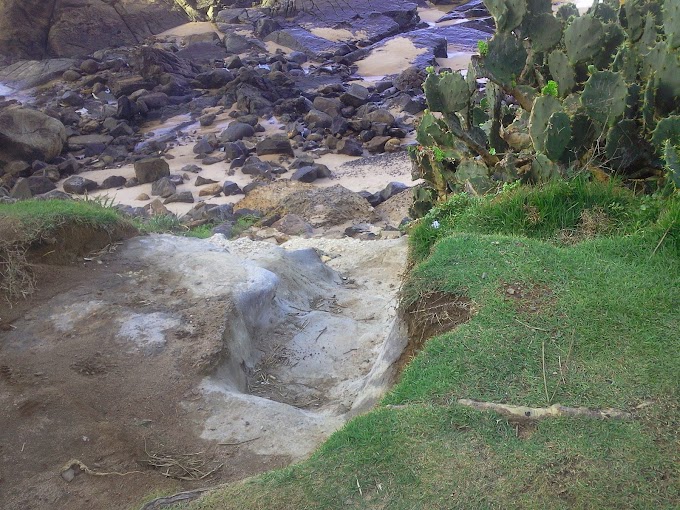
left=139, top=488, right=216, bottom=510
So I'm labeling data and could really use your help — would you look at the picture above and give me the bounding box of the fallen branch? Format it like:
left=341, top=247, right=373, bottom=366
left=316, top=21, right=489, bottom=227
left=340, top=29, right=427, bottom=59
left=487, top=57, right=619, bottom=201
left=457, top=399, right=633, bottom=420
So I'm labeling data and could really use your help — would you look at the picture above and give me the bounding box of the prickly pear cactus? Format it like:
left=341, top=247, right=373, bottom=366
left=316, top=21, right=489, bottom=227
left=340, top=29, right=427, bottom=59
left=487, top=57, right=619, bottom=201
left=410, top=0, right=679, bottom=215
left=484, top=0, right=527, bottom=32
left=483, top=32, right=528, bottom=84
left=527, top=13, right=563, bottom=52
left=544, top=111, right=572, bottom=161
left=663, top=140, right=680, bottom=188
left=423, top=72, right=470, bottom=114
left=606, top=119, right=642, bottom=171
left=547, top=50, right=575, bottom=97
left=529, top=95, right=562, bottom=153
left=564, top=14, right=605, bottom=64
left=651, top=116, right=680, bottom=150
left=663, top=0, right=680, bottom=49
left=581, top=70, right=627, bottom=126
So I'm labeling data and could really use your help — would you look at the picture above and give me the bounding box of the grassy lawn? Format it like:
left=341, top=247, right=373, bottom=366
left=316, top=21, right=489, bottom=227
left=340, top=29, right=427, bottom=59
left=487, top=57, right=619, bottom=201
left=179, top=181, right=679, bottom=510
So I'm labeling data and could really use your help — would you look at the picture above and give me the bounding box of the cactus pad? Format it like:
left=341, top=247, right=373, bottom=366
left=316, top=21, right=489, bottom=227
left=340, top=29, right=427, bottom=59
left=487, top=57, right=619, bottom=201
left=663, top=140, right=680, bottom=188
left=483, top=32, right=528, bottom=84
left=651, top=116, right=680, bottom=150
left=605, top=119, right=642, bottom=171
left=483, top=0, right=527, bottom=32
left=548, top=50, right=575, bottom=97
left=423, top=72, right=470, bottom=114
left=544, top=111, right=572, bottom=161
left=565, top=14, right=605, bottom=64
left=529, top=95, right=562, bottom=153
left=581, top=70, right=627, bottom=126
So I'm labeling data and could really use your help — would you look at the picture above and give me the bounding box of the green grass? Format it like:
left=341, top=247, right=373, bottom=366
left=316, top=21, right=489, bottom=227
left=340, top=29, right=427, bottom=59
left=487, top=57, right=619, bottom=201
left=173, top=183, right=679, bottom=510
left=0, top=199, right=135, bottom=301
left=0, top=198, right=128, bottom=235
left=408, top=178, right=679, bottom=262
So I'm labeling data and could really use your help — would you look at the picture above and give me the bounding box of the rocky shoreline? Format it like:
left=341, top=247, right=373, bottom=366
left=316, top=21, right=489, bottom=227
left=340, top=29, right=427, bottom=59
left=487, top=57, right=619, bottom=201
left=0, top=0, right=493, bottom=239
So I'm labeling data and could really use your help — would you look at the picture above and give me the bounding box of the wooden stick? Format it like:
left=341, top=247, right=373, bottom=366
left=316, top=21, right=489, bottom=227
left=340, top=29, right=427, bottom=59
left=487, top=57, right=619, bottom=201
left=457, top=399, right=633, bottom=420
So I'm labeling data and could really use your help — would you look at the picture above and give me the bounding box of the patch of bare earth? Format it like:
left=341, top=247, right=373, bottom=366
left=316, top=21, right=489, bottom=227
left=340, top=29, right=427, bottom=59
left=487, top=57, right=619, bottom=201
left=396, top=291, right=473, bottom=373
left=0, top=245, right=290, bottom=510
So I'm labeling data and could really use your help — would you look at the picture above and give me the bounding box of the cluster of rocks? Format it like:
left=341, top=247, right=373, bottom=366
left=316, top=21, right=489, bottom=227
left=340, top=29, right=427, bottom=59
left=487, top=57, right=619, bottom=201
left=1, top=0, right=492, bottom=236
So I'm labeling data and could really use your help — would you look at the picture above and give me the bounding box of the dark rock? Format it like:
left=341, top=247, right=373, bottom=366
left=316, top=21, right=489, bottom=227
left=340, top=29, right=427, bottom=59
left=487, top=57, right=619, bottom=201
left=100, top=175, right=127, bottom=189
left=291, top=166, right=319, bottom=183
left=264, top=28, right=340, bottom=60
left=337, top=138, right=363, bottom=156
left=80, top=59, right=99, bottom=74
left=204, top=203, right=235, bottom=222
left=139, top=92, right=170, bottom=110
left=62, top=69, right=81, bottom=82
left=163, top=191, right=194, bottom=204
left=3, top=160, right=31, bottom=179
left=196, top=68, right=234, bottom=88
left=380, top=181, right=409, bottom=201
left=222, top=181, right=243, bottom=196
left=110, top=76, right=154, bottom=98
left=35, top=189, right=72, bottom=200
left=255, top=17, right=281, bottom=38
left=67, top=134, right=113, bottom=155
left=0, top=0, right=185, bottom=61
left=224, top=55, right=243, bottom=69
left=272, top=214, right=313, bottom=236
left=220, top=122, right=255, bottom=142
left=224, top=33, right=262, bottom=54
left=63, top=175, right=98, bottom=194
left=340, top=83, right=369, bottom=107
left=256, top=135, right=294, bottom=157
left=61, top=91, right=84, bottom=107
left=223, top=141, right=247, bottom=161
left=366, top=109, right=395, bottom=125
left=242, top=160, right=272, bottom=176
left=151, top=177, right=176, bottom=198
left=26, top=176, right=56, bottom=195
left=200, top=114, right=217, bottom=127
left=0, top=108, right=66, bottom=163
left=176, top=42, right=227, bottom=63
left=181, top=164, right=202, bottom=173
left=403, top=96, right=427, bottom=115
left=116, top=96, right=136, bottom=120
left=288, top=51, right=308, bottom=64
left=202, top=155, right=225, bottom=165
left=212, top=221, right=235, bottom=237
left=330, top=117, right=349, bottom=136
left=134, top=158, right=170, bottom=184
left=9, top=178, right=32, bottom=199
left=304, top=109, right=333, bottom=129
left=394, top=66, right=425, bottom=92
left=193, top=136, right=217, bottom=155
left=215, top=8, right=246, bottom=24
left=195, top=176, right=218, bottom=186
left=366, top=136, right=391, bottom=154
left=312, top=97, right=342, bottom=116
left=138, top=46, right=196, bottom=82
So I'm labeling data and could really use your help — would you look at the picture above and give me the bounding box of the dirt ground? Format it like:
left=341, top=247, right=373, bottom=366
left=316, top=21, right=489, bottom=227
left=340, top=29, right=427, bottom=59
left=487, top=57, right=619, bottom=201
left=0, top=252, right=291, bottom=510
left=0, top=229, right=408, bottom=510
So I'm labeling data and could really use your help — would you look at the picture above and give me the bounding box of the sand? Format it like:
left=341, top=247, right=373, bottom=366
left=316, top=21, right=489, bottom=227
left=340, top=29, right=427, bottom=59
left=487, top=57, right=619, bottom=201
left=356, top=37, right=427, bottom=79
left=156, top=21, right=219, bottom=38
left=309, top=27, right=368, bottom=42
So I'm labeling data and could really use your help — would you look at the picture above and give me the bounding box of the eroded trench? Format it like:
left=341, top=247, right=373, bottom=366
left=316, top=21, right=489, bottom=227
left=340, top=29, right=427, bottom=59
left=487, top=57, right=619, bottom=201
left=121, top=233, right=410, bottom=460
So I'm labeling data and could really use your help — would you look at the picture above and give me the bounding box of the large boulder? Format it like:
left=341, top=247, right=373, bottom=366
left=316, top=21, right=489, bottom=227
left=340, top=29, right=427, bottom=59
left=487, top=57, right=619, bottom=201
left=0, top=0, right=187, bottom=62
left=134, top=158, right=170, bottom=184
left=0, top=108, right=66, bottom=163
